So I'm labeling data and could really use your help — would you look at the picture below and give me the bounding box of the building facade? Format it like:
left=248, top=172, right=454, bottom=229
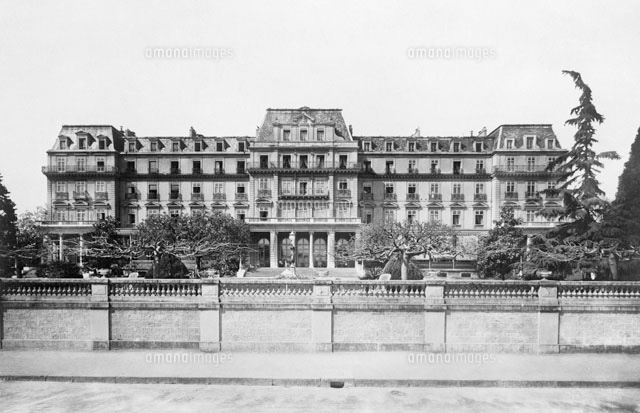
left=41, top=107, right=566, bottom=269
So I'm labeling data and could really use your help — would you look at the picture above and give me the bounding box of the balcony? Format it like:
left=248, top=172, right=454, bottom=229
left=125, top=193, right=139, bottom=200
left=73, top=191, right=88, bottom=200
left=170, top=168, right=181, bottom=175
left=95, top=192, right=108, bottom=201
left=280, top=191, right=329, bottom=200
left=384, top=167, right=396, bottom=175
left=257, top=189, right=272, bottom=198
left=149, top=167, right=159, bottom=174
left=125, top=167, right=137, bottom=174
left=406, top=193, right=420, bottom=201
left=504, top=192, right=519, bottom=200
left=191, top=193, right=204, bottom=202
left=474, top=193, right=488, bottom=201
left=54, top=192, right=69, bottom=201
left=429, top=168, right=441, bottom=174
left=453, top=168, right=463, bottom=175
left=525, top=192, right=541, bottom=200
left=384, top=193, right=397, bottom=201
left=42, top=165, right=117, bottom=174
left=169, top=193, right=182, bottom=201
left=475, top=168, right=487, bottom=174
left=451, top=193, right=465, bottom=201
left=428, top=193, right=442, bottom=201
left=337, top=189, right=351, bottom=197
left=212, top=193, right=226, bottom=201
left=361, top=193, right=374, bottom=201
left=407, top=167, right=419, bottom=174
left=247, top=161, right=361, bottom=172
left=235, top=193, right=248, bottom=201
left=494, top=165, right=555, bottom=174
left=147, top=193, right=160, bottom=201
left=192, top=168, right=203, bottom=175
left=214, top=168, right=225, bottom=175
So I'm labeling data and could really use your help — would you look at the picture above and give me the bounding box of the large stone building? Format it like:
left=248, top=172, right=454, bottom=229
left=41, top=107, right=566, bottom=269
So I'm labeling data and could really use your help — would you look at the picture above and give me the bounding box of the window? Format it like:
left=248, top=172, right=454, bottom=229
left=547, top=139, right=554, bottom=149
left=385, top=182, right=395, bottom=194
left=408, top=159, right=417, bottom=172
left=147, top=209, right=159, bottom=218
left=194, top=141, right=202, bottom=152
left=56, top=209, right=66, bottom=221
left=214, top=183, right=224, bottom=194
left=169, top=208, right=180, bottom=218
left=238, top=142, right=245, bottom=152
left=339, top=155, right=348, bottom=168
left=75, top=181, right=86, bottom=194
left=96, top=181, right=106, bottom=193
left=430, top=142, right=438, bottom=152
left=260, top=155, right=269, bottom=168
left=78, top=138, right=86, bottom=149
left=76, top=157, right=86, bottom=172
left=56, top=157, right=66, bottom=172
left=527, top=156, right=536, bottom=172
left=216, top=142, right=224, bottom=152
left=97, top=209, right=107, bottom=220
left=407, top=209, right=417, bottom=223
left=363, top=183, right=372, bottom=194
left=299, top=181, right=308, bottom=195
left=385, top=160, right=395, bottom=174
left=363, top=142, right=371, bottom=151
left=128, top=211, right=136, bottom=225
left=56, top=181, right=66, bottom=193
left=316, top=155, right=325, bottom=168
left=300, top=129, right=308, bottom=141
left=338, top=180, right=348, bottom=190
left=364, top=210, right=373, bottom=224
left=299, top=155, right=308, bottom=169
left=59, top=139, right=67, bottom=150
left=475, top=183, right=484, bottom=194
left=526, top=136, right=534, bottom=149
left=150, top=141, right=157, bottom=152
left=315, top=179, right=327, bottom=195
left=408, top=183, right=417, bottom=194
left=453, top=160, right=461, bottom=175
left=526, top=181, right=536, bottom=196
left=506, top=139, right=513, bottom=149
left=126, top=161, right=136, bottom=172
left=316, top=129, right=324, bottom=141
left=430, top=183, right=440, bottom=194
left=452, top=210, right=461, bottom=226
left=128, top=142, right=136, bottom=152
left=282, top=155, right=292, bottom=169
left=547, top=181, right=555, bottom=190
left=172, top=142, right=180, bottom=152
left=507, top=157, right=515, bottom=172
left=452, top=183, right=461, bottom=194
left=283, top=130, right=290, bottom=141
left=475, top=160, right=484, bottom=172
left=430, top=160, right=439, bottom=173
left=475, top=142, right=483, bottom=152
left=148, top=160, right=158, bottom=173
left=237, top=160, right=245, bottom=174
left=98, top=139, right=106, bottom=150
left=236, top=211, right=246, bottom=222
left=475, top=210, right=484, bottom=226
left=237, top=183, right=245, bottom=194
left=148, top=184, right=158, bottom=199
left=259, top=178, right=269, bottom=191
left=259, top=207, right=268, bottom=221
left=384, top=209, right=396, bottom=223
left=548, top=157, right=556, bottom=166
left=192, top=183, right=201, bottom=194
left=192, top=160, right=201, bottom=173
left=386, top=142, right=393, bottom=151
left=526, top=210, right=536, bottom=222
left=429, top=210, right=440, bottom=223
left=453, top=142, right=460, bottom=152
left=505, top=182, right=515, bottom=194
left=408, top=142, right=415, bottom=152
left=96, top=157, right=105, bottom=172
left=77, top=210, right=86, bottom=222
left=170, top=183, right=180, bottom=197
left=215, top=160, right=224, bottom=173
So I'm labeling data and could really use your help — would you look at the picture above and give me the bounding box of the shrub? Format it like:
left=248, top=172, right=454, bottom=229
left=37, top=261, right=81, bottom=278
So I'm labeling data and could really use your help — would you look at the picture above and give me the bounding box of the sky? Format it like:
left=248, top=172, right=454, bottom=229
left=1, top=0, right=639, bottom=213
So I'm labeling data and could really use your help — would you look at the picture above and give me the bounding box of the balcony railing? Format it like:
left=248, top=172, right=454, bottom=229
left=429, top=168, right=442, bottom=174
left=475, top=168, right=487, bottom=174
left=149, top=167, right=159, bottom=174
left=192, top=168, right=203, bottom=175
left=505, top=192, right=519, bottom=200
left=191, top=193, right=204, bottom=201
left=247, top=161, right=360, bottom=171
left=384, top=167, right=396, bottom=174
left=236, top=167, right=246, bottom=174
left=54, top=192, right=69, bottom=200
left=214, top=168, right=225, bottom=175
left=407, top=167, right=419, bottom=174
left=361, top=193, right=374, bottom=201
left=337, top=189, right=351, bottom=197
left=125, top=193, right=139, bottom=200
left=73, top=191, right=88, bottom=200
left=406, top=193, right=420, bottom=201
left=42, top=165, right=117, bottom=174
left=95, top=192, right=108, bottom=201
left=169, top=193, right=182, bottom=201
left=494, top=165, right=554, bottom=173
left=429, top=193, right=442, bottom=201
left=212, top=193, right=226, bottom=201
left=451, top=193, right=465, bottom=201
left=170, top=168, right=181, bottom=175
left=147, top=193, right=160, bottom=200
left=384, top=193, right=397, bottom=201
left=257, top=189, right=272, bottom=198
left=525, top=192, right=541, bottom=200
left=235, top=193, right=248, bottom=201
left=280, top=191, right=330, bottom=199
left=474, top=193, right=488, bottom=201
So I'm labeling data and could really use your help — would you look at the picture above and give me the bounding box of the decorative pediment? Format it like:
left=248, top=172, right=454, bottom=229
left=472, top=202, right=490, bottom=209
left=427, top=201, right=444, bottom=208
left=166, top=201, right=183, bottom=207
left=449, top=202, right=467, bottom=209
left=145, top=201, right=161, bottom=208
left=359, top=201, right=376, bottom=208
left=211, top=202, right=228, bottom=209
left=382, top=201, right=399, bottom=209
left=233, top=201, right=249, bottom=208
left=405, top=201, right=422, bottom=209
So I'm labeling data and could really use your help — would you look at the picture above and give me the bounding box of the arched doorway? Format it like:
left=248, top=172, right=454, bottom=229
left=279, top=238, right=292, bottom=267
left=313, top=237, right=327, bottom=268
left=296, top=237, right=310, bottom=268
left=257, top=238, right=270, bottom=268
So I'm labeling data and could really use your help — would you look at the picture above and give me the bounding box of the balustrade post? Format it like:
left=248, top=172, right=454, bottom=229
left=311, top=279, right=333, bottom=351
left=424, top=283, right=446, bottom=352
left=89, top=279, right=110, bottom=350
left=537, top=281, right=559, bottom=353
left=200, top=280, right=221, bottom=352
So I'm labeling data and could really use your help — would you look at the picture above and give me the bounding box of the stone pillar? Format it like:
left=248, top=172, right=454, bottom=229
left=58, top=234, right=63, bottom=261
left=200, top=280, right=221, bottom=352
left=79, top=235, right=83, bottom=268
left=269, top=230, right=278, bottom=268
left=327, top=231, right=335, bottom=269
left=309, top=232, right=315, bottom=268
left=311, top=280, right=333, bottom=351
left=89, top=279, right=110, bottom=350
left=538, top=283, right=560, bottom=353
left=424, top=284, right=446, bottom=352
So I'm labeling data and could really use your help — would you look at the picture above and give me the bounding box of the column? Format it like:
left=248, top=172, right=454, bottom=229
left=58, top=234, right=63, bottom=261
left=537, top=283, right=560, bottom=353
left=327, top=231, right=335, bottom=269
left=79, top=235, right=83, bottom=268
left=309, top=232, right=314, bottom=268
left=269, top=230, right=278, bottom=268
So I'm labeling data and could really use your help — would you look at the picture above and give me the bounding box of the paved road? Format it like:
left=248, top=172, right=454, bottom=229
left=1, top=382, right=639, bottom=413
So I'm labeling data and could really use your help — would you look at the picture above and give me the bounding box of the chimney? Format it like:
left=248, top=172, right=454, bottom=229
left=119, top=126, right=123, bottom=133
left=478, top=127, right=487, bottom=137
left=470, top=130, right=474, bottom=137
left=349, top=124, right=353, bottom=136
left=190, top=126, right=196, bottom=138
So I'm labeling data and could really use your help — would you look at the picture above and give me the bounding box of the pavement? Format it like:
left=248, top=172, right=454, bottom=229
left=1, top=350, right=639, bottom=388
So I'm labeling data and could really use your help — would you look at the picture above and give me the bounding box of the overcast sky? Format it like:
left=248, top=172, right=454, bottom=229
left=1, top=0, right=638, bottom=213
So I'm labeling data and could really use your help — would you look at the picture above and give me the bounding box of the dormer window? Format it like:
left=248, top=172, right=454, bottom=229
left=475, top=142, right=483, bottom=152
left=430, top=142, right=438, bottom=152
left=316, top=129, right=324, bottom=141
left=283, top=130, right=291, bottom=141
left=172, top=141, right=180, bottom=152
left=506, top=139, right=514, bottom=149
left=150, top=141, right=158, bottom=152
left=59, top=139, right=67, bottom=150
left=386, top=142, right=393, bottom=151
left=78, top=138, right=86, bottom=149
left=300, top=129, right=308, bottom=141
left=238, top=142, right=245, bottom=152
left=547, top=139, right=554, bottom=149
left=194, top=141, right=202, bottom=152
left=526, top=136, right=535, bottom=149
left=408, top=142, right=415, bottom=152
left=216, top=141, right=224, bottom=152
left=128, top=141, right=136, bottom=152
left=363, top=142, right=371, bottom=151
left=98, top=138, right=107, bottom=150
left=453, top=142, right=460, bottom=152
